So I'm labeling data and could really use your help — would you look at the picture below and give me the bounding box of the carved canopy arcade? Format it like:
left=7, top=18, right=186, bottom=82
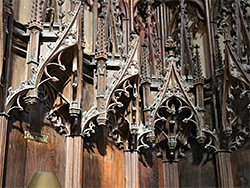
left=0, top=0, right=250, bottom=187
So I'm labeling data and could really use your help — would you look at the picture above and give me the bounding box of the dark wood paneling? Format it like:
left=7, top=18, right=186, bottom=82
left=24, top=126, right=66, bottom=187
left=231, top=140, right=250, bottom=188
left=179, top=143, right=217, bottom=188
left=82, top=126, right=125, bottom=188
left=4, top=119, right=27, bottom=188
left=4, top=103, right=66, bottom=187
left=139, top=149, right=160, bottom=188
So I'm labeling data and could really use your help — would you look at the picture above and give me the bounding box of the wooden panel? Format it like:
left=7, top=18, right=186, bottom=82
left=4, top=102, right=66, bottom=187
left=82, top=127, right=125, bottom=188
left=179, top=144, right=217, bottom=188
left=111, top=143, right=125, bottom=188
left=4, top=119, right=27, bottom=188
left=8, top=53, right=26, bottom=90
left=24, top=126, right=66, bottom=187
left=22, top=102, right=66, bottom=187
left=83, top=148, right=103, bottom=187
left=231, top=140, right=250, bottom=187
left=139, top=149, right=160, bottom=188
left=83, top=126, right=105, bottom=188
left=82, top=81, right=94, bottom=110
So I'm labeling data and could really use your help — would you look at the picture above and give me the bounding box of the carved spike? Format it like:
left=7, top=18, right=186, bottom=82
left=193, top=44, right=204, bottom=82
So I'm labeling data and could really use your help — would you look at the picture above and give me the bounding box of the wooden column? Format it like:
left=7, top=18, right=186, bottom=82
left=215, top=151, right=234, bottom=188
left=125, top=151, right=139, bottom=188
left=96, top=12, right=107, bottom=126
left=27, top=27, right=40, bottom=65
left=142, top=82, right=151, bottom=128
left=65, top=137, right=83, bottom=188
left=0, top=115, right=7, bottom=187
left=0, top=2, right=12, bottom=186
left=73, top=137, right=83, bottom=188
left=96, top=58, right=107, bottom=126
left=92, top=0, right=98, bottom=52
left=160, top=3, right=166, bottom=71
left=131, top=152, right=139, bottom=188
left=65, top=137, right=74, bottom=188
left=125, top=151, right=131, bottom=188
left=129, top=0, right=134, bottom=33
left=195, top=82, right=206, bottom=138
left=180, top=0, right=185, bottom=75
left=162, top=161, right=179, bottom=188
left=0, top=0, right=4, bottom=177
left=122, top=17, right=128, bottom=54
left=204, top=0, right=220, bottom=130
left=26, top=24, right=42, bottom=84
left=0, top=0, right=3, bottom=79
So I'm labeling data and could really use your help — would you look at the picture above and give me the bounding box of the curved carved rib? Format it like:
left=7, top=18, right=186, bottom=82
left=5, top=86, right=33, bottom=114
left=81, top=106, right=100, bottom=137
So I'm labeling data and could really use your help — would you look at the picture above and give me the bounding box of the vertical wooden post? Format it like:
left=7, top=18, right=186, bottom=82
left=160, top=3, right=166, bottom=71
left=65, top=137, right=83, bottom=188
left=27, top=27, right=41, bottom=65
left=0, top=0, right=3, bottom=79
left=72, top=137, right=83, bottom=188
left=124, top=151, right=131, bottom=188
left=0, top=2, right=11, bottom=186
left=129, top=0, right=134, bottom=33
left=0, top=115, right=7, bottom=187
left=123, top=16, right=128, bottom=54
left=180, top=0, right=185, bottom=75
left=25, top=25, right=41, bottom=92
left=125, top=151, right=139, bottom=188
left=96, top=58, right=107, bottom=126
left=92, top=0, right=98, bottom=52
left=96, top=12, right=107, bottom=126
left=215, top=151, right=234, bottom=188
left=204, top=0, right=220, bottom=130
left=142, top=82, right=151, bottom=128
left=195, top=83, right=206, bottom=138
left=27, top=0, right=43, bottom=81
left=162, top=161, right=179, bottom=188
left=235, top=2, right=240, bottom=57
left=131, top=152, right=139, bottom=188
left=65, top=137, right=74, bottom=188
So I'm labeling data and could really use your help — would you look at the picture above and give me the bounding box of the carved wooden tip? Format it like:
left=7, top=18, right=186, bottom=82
left=165, top=37, right=176, bottom=57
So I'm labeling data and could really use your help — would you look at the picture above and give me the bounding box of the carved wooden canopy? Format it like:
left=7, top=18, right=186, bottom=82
left=0, top=0, right=250, bottom=187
